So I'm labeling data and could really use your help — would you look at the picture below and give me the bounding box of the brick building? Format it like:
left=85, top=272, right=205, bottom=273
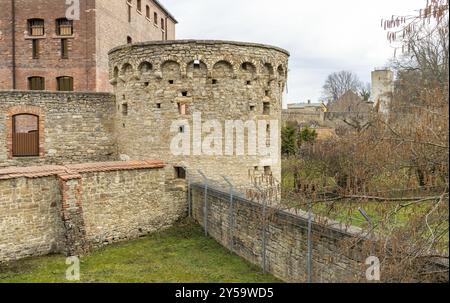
left=0, top=0, right=177, bottom=92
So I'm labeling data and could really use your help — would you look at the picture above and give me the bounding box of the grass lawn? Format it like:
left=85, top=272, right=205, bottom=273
left=0, top=219, right=280, bottom=283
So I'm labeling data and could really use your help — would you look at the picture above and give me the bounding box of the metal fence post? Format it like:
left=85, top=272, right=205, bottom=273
left=223, top=176, right=234, bottom=251
left=187, top=169, right=191, bottom=218
left=198, top=170, right=209, bottom=237
left=255, top=184, right=267, bottom=273
left=307, top=198, right=313, bottom=283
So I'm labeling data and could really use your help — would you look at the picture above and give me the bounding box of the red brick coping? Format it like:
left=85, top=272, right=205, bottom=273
left=0, top=160, right=165, bottom=180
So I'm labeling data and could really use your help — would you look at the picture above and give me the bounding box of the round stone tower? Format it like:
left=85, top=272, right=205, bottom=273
left=108, top=40, right=289, bottom=185
left=371, top=69, right=394, bottom=114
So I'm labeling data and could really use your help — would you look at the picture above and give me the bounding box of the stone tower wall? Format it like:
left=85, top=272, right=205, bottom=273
left=109, top=40, right=289, bottom=185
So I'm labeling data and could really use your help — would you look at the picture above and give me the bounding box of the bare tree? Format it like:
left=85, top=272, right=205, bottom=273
left=322, top=71, right=362, bottom=103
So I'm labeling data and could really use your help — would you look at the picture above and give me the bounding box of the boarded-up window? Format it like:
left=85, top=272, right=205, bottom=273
left=28, top=77, right=45, bottom=90
left=61, top=39, right=69, bottom=59
left=12, top=114, right=39, bottom=157
left=32, top=39, right=39, bottom=59
left=57, top=76, right=73, bottom=91
left=178, top=103, right=189, bottom=115
left=28, top=19, right=44, bottom=36
left=56, top=18, right=73, bottom=36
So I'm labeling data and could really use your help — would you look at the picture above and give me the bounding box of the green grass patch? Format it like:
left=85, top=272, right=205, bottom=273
left=0, top=219, right=280, bottom=283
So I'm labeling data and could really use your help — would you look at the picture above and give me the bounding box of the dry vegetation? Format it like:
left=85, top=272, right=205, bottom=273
left=280, top=0, right=449, bottom=282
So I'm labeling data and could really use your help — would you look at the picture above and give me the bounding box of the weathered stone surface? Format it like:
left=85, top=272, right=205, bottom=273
left=0, top=161, right=186, bottom=262
left=109, top=40, right=289, bottom=186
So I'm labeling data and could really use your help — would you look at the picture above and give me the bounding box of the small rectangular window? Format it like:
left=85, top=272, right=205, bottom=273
left=161, top=18, right=165, bottom=31
left=175, top=167, right=186, bottom=179
left=28, top=77, right=45, bottom=90
left=178, top=103, right=188, bottom=115
left=61, top=39, right=69, bottom=59
left=122, top=103, right=128, bottom=116
left=263, top=102, right=270, bottom=115
left=32, top=39, right=39, bottom=59
left=128, top=3, right=132, bottom=23
left=146, top=5, right=150, bottom=18
left=154, top=13, right=158, bottom=25
left=28, top=19, right=44, bottom=36
left=57, top=76, right=73, bottom=91
left=137, top=0, right=142, bottom=12
left=56, top=19, right=73, bottom=36
left=264, top=166, right=272, bottom=175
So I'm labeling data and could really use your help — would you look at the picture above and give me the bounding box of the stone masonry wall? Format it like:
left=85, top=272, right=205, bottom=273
left=0, top=160, right=187, bottom=262
left=109, top=40, right=289, bottom=186
left=0, top=175, right=65, bottom=261
left=191, top=184, right=369, bottom=283
left=0, top=91, right=117, bottom=168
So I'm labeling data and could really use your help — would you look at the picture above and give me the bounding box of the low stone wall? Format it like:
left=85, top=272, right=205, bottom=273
left=0, top=160, right=187, bottom=262
left=190, top=184, right=365, bottom=283
left=0, top=91, right=117, bottom=168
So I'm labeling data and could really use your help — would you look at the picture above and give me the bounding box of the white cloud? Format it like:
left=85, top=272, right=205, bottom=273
left=164, top=0, right=425, bottom=105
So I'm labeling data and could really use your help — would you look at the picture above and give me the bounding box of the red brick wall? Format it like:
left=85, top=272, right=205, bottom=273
left=0, top=0, right=177, bottom=92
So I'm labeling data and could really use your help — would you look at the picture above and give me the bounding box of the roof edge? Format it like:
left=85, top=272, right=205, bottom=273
left=108, top=39, right=290, bottom=56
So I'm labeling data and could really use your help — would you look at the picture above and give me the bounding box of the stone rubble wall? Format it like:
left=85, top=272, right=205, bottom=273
left=0, top=160, right=187, bottom=262
left=109, top=40, right=290, bottom=186
left=0, top=91, right=117, bottom=168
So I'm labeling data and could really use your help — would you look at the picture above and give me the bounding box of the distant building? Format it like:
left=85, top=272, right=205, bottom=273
left=282, top=100, right=326, bottom=127
left=324, top=90, right=373, bottom=131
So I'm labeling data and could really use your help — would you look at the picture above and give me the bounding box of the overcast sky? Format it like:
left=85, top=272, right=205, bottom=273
left=164, top=0, right=425, bottom=106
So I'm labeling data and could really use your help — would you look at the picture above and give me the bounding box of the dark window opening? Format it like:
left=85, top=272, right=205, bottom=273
left=28, top=19, right=44, bottom=36
left=264, top=166, right=272, bottom=176
left=156, top=103, right=161, bottom=109
left=161, top=18, right=165, bottom=30
left=181, top=91, right=188, bottom=97
left=127, top=36, right=132, bottom=44
left=168, top=80, right=174, bottom=84
left=265, top=90, right=270, bottom=97
left=179, top=125, right=185, bottom=133
left=246, top=80, right=251, bottom=85
left=154, top=12, right=158, bottom=25
left=175, top=167, right=186, bottom=179
left=32, top=39, right=39, bottom=59
left=12, top=114, right=39, bottom=157
left=56, top=18, right=73, bottom=36
left=137, top=0, right=142, bottom=12
left=61, top=39, right=69, bottom=59
left=57, top=76, right=73, bottom=91
left=127, top=1, right=132, bottom=22
left=249, top=105, right=255, bottom=111
left=28, top=77, right=45, bottom=90
left=263, top=102, right=270, bottom=115
left=122, top=103, right=128, bottom=116
left=144, top=82, right=149, bottom=87
left=212, top=79, right=218, bottom=85
left=146, top=5, right=150, bottom=18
